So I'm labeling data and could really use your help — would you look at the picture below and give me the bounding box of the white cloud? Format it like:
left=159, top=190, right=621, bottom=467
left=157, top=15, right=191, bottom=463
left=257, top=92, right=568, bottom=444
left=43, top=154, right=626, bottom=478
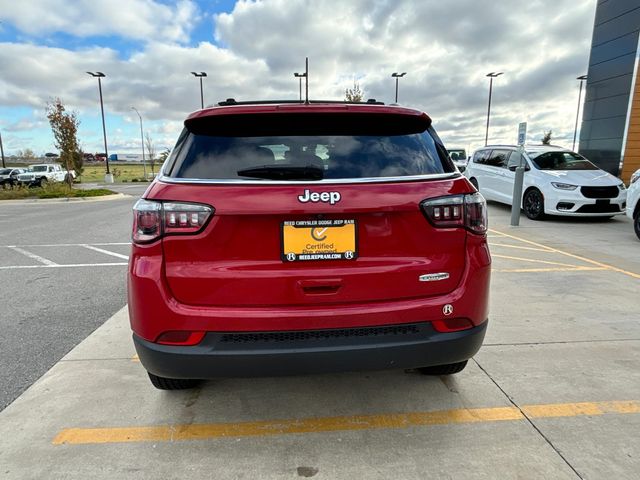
left=0, top=0, right=598, bottom=154
left=0, top=0, right=199, bottom=42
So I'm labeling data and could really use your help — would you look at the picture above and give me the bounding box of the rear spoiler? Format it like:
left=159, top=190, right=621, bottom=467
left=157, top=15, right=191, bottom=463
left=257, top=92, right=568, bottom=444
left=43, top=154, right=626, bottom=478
left=185, top=111, right=432, bottom=137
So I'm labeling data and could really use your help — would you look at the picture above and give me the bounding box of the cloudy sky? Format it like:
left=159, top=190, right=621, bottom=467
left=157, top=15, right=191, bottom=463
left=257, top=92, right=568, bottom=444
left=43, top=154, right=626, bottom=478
left=0, top=0, right=596, bottom=156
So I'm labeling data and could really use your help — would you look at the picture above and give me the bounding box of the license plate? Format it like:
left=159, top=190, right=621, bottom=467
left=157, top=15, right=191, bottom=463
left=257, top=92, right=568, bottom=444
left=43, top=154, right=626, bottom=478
left=281, top=219, right=357, bottom=262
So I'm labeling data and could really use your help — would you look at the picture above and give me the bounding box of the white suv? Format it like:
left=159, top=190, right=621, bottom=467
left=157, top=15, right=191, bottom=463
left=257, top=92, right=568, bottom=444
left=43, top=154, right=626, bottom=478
left=464, top=145, right=627, bottom=220
left=626, top=169, right=640, bottom=239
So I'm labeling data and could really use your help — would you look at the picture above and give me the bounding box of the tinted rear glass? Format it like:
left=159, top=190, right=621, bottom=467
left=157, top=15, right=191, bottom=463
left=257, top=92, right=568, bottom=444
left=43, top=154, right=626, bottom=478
left=168, top=128, right=451, bottom=180
left=527, top=151, right=598, bottom=171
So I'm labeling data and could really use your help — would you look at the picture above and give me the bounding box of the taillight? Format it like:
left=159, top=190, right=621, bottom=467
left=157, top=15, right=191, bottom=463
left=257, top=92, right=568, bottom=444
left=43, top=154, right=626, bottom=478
left=420, top=192, right=487, bottom=234
left=132, top=199, right=213, bottom=244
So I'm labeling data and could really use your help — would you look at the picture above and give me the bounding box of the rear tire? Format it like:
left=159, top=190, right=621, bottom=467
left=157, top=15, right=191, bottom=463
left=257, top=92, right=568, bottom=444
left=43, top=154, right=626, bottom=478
left=418, top=360, right=468, bottom=375
left=469, top=178, right=479, bottom=190
left=634, top=212, right=640, bottom=240
left=147, top=372, right=200, bottom=390
left=523, top=188, right=545, bottom=220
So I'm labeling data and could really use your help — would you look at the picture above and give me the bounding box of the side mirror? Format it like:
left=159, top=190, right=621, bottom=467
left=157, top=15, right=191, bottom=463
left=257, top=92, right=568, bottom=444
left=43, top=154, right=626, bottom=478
left=508, top=165, right=517, bottom=171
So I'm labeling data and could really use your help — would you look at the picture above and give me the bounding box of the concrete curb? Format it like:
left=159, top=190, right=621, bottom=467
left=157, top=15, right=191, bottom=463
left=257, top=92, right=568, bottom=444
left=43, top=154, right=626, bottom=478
left=0, top=193, right=130, bottom=205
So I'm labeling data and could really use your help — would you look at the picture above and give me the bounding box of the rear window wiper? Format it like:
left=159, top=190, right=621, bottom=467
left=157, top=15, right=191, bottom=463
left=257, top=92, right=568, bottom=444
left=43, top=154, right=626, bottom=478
left=237, top=164, right=324, bottom=181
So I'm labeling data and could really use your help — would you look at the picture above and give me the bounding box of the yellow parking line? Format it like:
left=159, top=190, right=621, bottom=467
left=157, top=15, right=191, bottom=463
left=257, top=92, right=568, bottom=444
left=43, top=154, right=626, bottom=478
left=494, top=267, right=608, bottom=273
left=52, top=400, right=640, bottom=445
left=492, top=254, right=588, bottom=268
left=131, top=354, right=139, bottom=362
left=490, top=229, right=640, bottom=280
left=489, top=242, right=555, bottom=253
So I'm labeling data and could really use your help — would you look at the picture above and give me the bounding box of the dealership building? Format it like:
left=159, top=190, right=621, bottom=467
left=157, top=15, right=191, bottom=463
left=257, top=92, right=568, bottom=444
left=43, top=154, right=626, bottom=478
left=579, top=0, right=640, bottom=183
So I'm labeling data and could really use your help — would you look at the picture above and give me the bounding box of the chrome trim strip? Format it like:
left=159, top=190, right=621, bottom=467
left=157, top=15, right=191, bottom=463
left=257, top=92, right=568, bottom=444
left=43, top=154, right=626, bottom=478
left=156, top=172, right=461, bottom=185
left=419, top=273, right=450, bottom=282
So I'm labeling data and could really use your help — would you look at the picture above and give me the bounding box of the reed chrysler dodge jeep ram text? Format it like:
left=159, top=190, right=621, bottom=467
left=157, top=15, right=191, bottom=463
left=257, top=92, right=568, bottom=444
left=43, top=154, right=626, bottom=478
left=128, top=100, right=491, bottom=390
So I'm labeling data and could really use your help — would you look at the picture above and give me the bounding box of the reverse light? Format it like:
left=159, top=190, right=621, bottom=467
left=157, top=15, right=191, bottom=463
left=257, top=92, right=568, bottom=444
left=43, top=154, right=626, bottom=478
left=551, top=182, right=578, bottom=190
left=421, top=192, right=487, bottom=234
left=132, top=199, right=213, bottom=244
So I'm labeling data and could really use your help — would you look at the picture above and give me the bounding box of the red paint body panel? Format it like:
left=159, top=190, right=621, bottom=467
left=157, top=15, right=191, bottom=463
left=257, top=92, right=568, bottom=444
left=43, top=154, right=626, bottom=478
left=127, top=178, right=491, bottom=342
left=150, top=179, right=471, bottom=307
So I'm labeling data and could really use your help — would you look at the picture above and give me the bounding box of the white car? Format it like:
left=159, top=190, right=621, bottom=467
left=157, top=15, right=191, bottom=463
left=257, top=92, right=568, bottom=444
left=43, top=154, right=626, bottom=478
left=626, top=169, right=640, bottom=239
left=464, top=145, right=627, bottom=220
left=447, top=148, right=468, bottom=172
left=17, top=164, right=75, bottom=186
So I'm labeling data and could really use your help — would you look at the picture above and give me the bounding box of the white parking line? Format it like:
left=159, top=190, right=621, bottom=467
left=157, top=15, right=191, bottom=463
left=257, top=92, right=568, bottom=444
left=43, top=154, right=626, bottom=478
left=83, top=245, right=129, bottom=260
left=9, top=246, right=59, bottom=266
left=0, top=263, right=127, bottom=270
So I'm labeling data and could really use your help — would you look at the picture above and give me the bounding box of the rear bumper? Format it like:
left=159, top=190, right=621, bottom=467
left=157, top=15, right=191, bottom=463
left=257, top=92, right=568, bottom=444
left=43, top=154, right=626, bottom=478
left=134, top=321, right=488, bottom=379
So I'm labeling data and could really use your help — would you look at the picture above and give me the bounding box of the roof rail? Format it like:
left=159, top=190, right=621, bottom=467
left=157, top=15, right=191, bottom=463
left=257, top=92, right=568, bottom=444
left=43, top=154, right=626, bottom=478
left=215, top=99, right=385, bottom=107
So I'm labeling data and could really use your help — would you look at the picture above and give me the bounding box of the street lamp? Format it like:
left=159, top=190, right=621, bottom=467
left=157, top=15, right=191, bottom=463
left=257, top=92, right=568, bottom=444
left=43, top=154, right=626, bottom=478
left=191, top=72, right=207, bottom=109
left=131, top=107, right=147, bottom=179
left=391, top=72, right=407, bottom=103
left=0, top=130, right=5, bottom=168
left=573, top=75, right=588, bottom=151
left=86, top=71, right=111, bottom=180
left=294, top=72, right=307, bottom=101
left=485, top=72, right=503, bottom=146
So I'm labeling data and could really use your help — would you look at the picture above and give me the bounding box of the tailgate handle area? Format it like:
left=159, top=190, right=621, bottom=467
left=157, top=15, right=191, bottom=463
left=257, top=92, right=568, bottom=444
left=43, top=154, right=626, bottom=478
left=298, top=279, right=342, bottom=295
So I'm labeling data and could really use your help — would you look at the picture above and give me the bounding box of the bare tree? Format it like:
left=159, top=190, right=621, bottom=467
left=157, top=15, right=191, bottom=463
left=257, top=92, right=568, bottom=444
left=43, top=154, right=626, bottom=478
left=17, top=148, right=36, bottom=160
left=46, top=98, right=82, bottom=185
left=345, top=81, right=364, bottom=102
left=144, top=131, right=156, bottom=175
left=541, top=130, right=553, bottom=145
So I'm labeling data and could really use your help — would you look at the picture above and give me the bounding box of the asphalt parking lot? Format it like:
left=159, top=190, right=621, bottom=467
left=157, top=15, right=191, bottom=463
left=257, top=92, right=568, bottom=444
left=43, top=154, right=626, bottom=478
left=0, top=196, right=638, bottom=479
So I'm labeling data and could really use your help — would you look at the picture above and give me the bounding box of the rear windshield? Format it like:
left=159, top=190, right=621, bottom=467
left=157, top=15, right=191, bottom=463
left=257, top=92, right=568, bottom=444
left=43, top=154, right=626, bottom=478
left=527, top=151, right=598, bottom=171
left=167, top=126, right=452, bottom=181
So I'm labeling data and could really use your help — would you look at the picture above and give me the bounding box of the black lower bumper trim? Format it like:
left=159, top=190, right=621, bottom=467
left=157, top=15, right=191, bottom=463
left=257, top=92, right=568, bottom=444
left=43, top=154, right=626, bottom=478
left=133, top=321, right=488, bottom=379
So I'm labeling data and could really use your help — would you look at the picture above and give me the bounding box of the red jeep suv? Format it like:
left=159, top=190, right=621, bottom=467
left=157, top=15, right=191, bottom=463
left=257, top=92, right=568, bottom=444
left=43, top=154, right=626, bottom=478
left=128, top=100, right=491, bottom=390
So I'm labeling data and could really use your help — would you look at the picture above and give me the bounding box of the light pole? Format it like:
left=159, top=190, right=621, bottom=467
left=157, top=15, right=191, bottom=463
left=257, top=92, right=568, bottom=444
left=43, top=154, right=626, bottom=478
left=573, top=75, right=588, bottom=151
left=391, top=72, right=407, bottom=103
left=0, top=130, right=5, bottom=168
left=131, top=107, right=147, bottom=178
left=87, top=71, right=111, bottom=180
left=294, top=72, right=306, bottom=101
left=485, top=72, right=503, bottom=146
left=191, top=72, right=207, bottom=109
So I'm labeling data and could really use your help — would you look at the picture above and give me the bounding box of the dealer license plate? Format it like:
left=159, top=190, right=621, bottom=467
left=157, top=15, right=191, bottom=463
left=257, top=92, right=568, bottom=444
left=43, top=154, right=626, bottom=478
left=281, top=219, right=357, bottom=262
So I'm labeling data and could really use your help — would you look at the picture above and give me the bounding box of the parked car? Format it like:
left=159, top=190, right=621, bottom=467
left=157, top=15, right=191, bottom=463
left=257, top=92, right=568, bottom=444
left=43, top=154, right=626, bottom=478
left=447, top=148, right=468, bottom=172
left=17, top=164, right=76, bottom=186
left=626, top=169, right=640, bottom=240
left=0, top=168, right=28, bottom=187
left=464, top=145, right=627, bottom=220
left=128, top=100, right=491, bottom=390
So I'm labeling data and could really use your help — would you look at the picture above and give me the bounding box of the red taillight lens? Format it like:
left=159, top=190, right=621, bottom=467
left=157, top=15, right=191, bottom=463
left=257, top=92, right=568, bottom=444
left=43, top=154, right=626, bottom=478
left=132, top=199, right=213, bottom=244
left=420, top=192, right=487, bottom=234
left=156, top=331, right=205, bottom=345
